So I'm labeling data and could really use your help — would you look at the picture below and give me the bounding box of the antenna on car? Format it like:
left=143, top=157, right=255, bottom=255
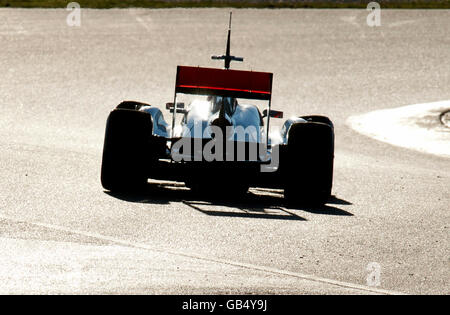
left=211, top=12, right=243, bottom=69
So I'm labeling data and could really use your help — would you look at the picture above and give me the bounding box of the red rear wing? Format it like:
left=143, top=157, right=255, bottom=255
left=175, top=66, right=273, bottom=100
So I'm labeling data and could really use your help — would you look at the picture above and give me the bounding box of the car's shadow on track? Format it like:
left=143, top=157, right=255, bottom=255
left=105, top=182, right=353, bottom=221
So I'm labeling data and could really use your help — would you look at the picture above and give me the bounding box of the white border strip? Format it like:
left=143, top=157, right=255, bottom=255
left=347, top=100, right=450, bottom=158
left=0, top=215, right=406, bottom=295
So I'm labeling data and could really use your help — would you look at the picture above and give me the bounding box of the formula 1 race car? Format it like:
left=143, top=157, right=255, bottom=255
left=101, top=14, right=334, bottom=205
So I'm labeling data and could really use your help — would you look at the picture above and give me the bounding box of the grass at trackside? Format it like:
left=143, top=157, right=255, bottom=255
left=0, top=0, right=450, bottom=9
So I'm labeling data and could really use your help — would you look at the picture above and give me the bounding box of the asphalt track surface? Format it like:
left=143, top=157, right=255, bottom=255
left=0, top=8, right=449, bottom=294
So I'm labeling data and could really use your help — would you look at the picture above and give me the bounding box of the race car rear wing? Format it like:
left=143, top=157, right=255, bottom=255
left=175, top=66, right=273, bottom=101
left=171, top=65, right=276, bottom=143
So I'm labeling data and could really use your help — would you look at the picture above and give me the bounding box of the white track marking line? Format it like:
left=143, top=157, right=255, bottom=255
left=340, top=16, right=359, bottom=27
left=135, top=16, right=152, bottom=32
left=128, top=10, right=152, bottom=32
left=388, top=20, right=418, bottom=28
left=0, top=215, right=406, bottom=295
left=0, top=22, right=28, bottom=36
left=347, top=100, right=450, bottom=158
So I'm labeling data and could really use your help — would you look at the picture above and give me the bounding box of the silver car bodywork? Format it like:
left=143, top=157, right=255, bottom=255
left=140, top=98, right=297, bottom=147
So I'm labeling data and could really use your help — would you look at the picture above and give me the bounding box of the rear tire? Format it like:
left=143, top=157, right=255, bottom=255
left=101, top=109, right=153, bottom=192
left=283, top=118, right=334, bottom=205
left=300, top=115, right=333, bottom=128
